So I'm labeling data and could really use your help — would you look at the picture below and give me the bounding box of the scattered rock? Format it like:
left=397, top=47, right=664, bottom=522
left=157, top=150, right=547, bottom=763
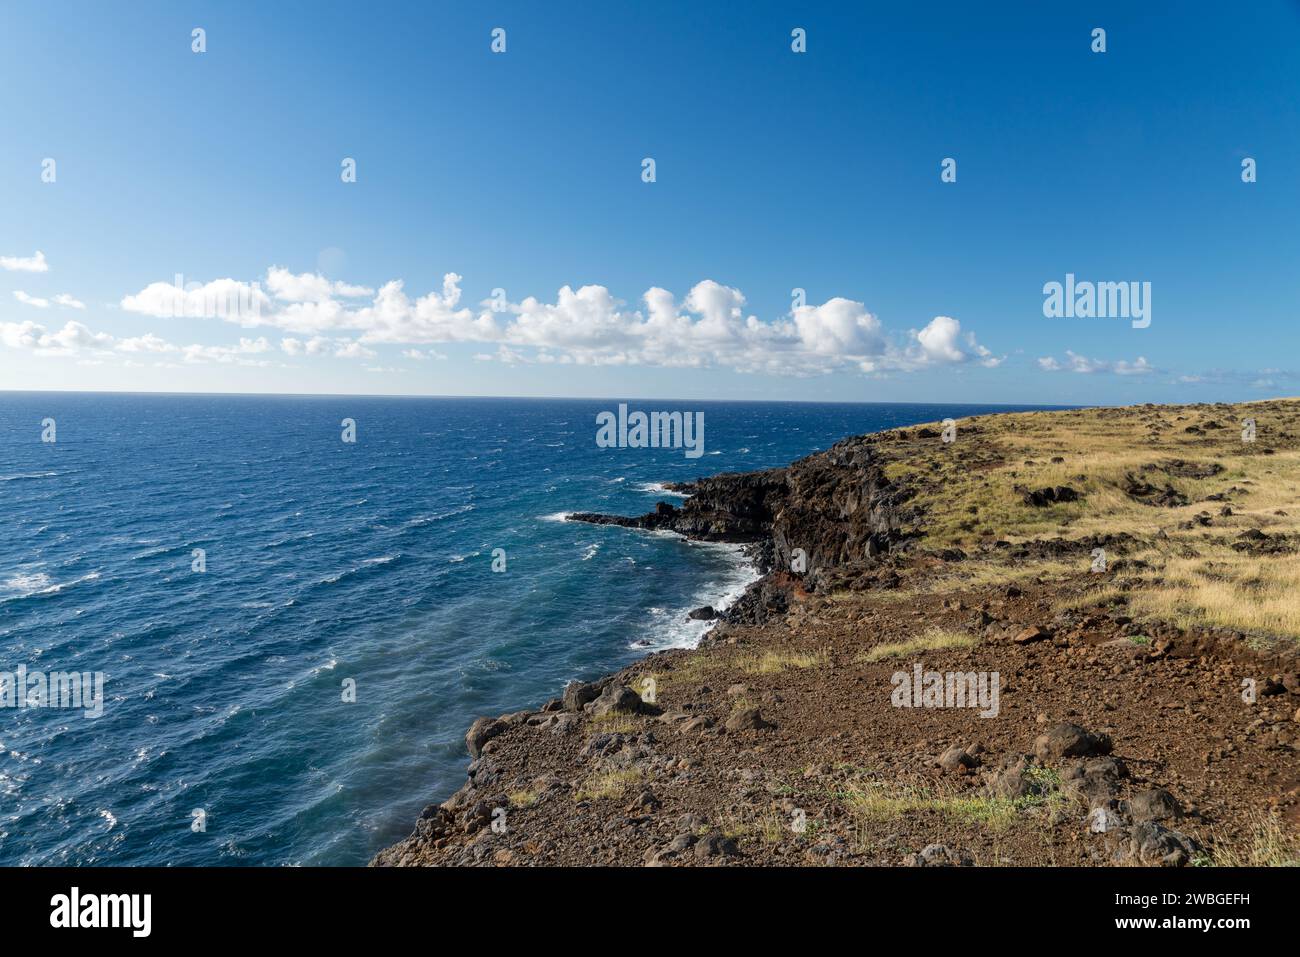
left=1123, top=473, right=1189, bottom=507
left=903, top=843, right=973, bottom=867
left=1020, top=485, right=1081, bottom=507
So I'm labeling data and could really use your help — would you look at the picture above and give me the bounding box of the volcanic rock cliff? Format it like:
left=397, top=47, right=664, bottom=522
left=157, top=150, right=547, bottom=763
left=569, top=434, right=915, bottom=586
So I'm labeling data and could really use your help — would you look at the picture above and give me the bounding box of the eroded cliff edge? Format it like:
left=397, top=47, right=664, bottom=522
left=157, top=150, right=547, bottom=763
left=374, top=401, right=1300, bottom=867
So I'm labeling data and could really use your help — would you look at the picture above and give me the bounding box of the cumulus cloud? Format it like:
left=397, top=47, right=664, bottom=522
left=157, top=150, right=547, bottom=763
left=117, top=333, right=178, bottom=354
left=910, top=315, right=1003, bottom=369
left=179, top=337, right=272, bottom=365
left=0, top=318, right=281, bottom=367
left=115, top=267, right=1004, bottom=377
left=1038, top=351, right=1154, bottom=375
left=0, top=320, right=112, bottom=355
left=1, top=251, right=49, bottom=272
left=121, top=277, right=273, bottom=322
left=265, top=266, right=373, bottom=303
left=13, top=290, right=85, bottom=309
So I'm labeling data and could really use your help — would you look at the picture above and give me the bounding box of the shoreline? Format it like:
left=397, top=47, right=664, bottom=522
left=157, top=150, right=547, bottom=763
left=374, top=399, right=1300, bottom=868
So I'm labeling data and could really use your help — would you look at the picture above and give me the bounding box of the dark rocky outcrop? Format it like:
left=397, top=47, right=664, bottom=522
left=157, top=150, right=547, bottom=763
left=569, top=434, right=915, bottom=591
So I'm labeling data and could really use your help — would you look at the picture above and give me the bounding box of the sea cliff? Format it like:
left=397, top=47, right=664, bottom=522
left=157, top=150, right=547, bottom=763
left=374, top=400, right=1300, bottom=867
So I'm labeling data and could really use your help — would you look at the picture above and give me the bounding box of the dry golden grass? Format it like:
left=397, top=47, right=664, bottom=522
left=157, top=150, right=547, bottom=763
left=588, top=712, right=639, bottom=734
left=1207, top=812, right=1300, bottom=867
left=737, top=649, right=829, bottom=674
left=1129, top=546, right=1300, bottom=636
left=883, top=399, right=1300, bottom=641
left=842, top=778, right=1053, bottom=833
left=573, top=768, right=644, bottom=802
left=858, top=627, right=976, bottom=663
left=1052, top=584, right=1128, bottom=613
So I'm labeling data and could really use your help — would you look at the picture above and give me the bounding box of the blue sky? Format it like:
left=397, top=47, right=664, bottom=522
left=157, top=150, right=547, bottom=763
left=2, top=0, right=1298, bottom=402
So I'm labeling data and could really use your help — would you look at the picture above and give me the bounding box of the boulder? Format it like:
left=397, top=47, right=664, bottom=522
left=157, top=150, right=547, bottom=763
left=936, top=744, right=978, bottom=773
left=903, top=843, right=973, bottom=867
left=679, top=715, right=715, bottom=733
left=984, top=756, right=1034, bottom=799
left=1126, top=788, right=1182, bottom=824
left=1034, top=723, right=1112, bottom=763
left=465, top=717, right=506, bottom=758
left=1059, top=756, right=1127, bottom=806
left=1085, top=805, right=1125, bottom=833
left=1013, top=625, right=1052, bottom=645
left=562, top=680, right=600, bottom=712
left=1111, top=822, right=1202, bottom=867
left=725, top=707, right=774, bottom=732
left=694, top=832, right=740, bottom=859
left=589, top=684, right=643, bottom=717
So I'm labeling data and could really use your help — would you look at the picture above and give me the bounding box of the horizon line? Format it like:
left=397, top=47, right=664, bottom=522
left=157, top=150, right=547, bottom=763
left=0, top=387, right=1101, bottom=407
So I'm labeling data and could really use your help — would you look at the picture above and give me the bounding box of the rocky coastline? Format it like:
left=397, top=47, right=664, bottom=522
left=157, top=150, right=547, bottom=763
left=373, top=400, right=1300, bottom=867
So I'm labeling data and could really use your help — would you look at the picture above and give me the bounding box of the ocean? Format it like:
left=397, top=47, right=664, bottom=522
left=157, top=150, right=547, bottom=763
left=0, top=393, right=1056, bottom=865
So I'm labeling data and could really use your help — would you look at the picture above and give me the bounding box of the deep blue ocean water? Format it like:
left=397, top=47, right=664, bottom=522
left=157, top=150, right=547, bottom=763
left=0, top=394, right=1057, bottom=866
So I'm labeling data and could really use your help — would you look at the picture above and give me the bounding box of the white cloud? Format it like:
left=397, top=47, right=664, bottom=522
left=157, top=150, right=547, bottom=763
left=0, top=320, right=113, bottom=355
left=1, top=251, right=49, bottom=272
left=13, top=290, right=86, bottom=309
left=333, top=340, right=376, bottom=359
left=792, top=298, right=886, bottom=357
left=402, top=348, right=448, bottom=360
left=265, top=266, right=373, bottom=303
left=1038, top=351, right=1155, bottom=375
left=117, top=333, right=178, bottom=354
left=910, top=315, right=1002, bottom=368
left=180, top=337, right=272, bottom=365
left=121, top=277, right=272, bottom=321
left=116, top=268, right=1004, bottom=377
left=0, top=319, right=284, bottom=367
